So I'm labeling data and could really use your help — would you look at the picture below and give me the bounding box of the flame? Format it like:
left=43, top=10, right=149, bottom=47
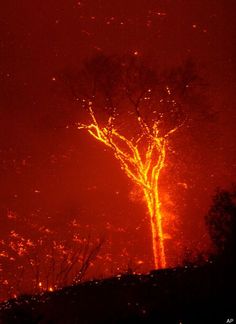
left=78, top=103, right=181, bottom=269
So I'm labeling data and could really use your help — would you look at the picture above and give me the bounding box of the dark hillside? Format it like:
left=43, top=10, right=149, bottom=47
left=0, top=263, right=235, bottom=323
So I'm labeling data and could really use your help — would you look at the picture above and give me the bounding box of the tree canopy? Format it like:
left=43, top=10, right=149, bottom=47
left=205, top=185, right=236, bottom=267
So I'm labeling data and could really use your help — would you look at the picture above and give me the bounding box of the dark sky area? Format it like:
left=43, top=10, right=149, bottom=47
left=0, top=0, right=236, bottom=298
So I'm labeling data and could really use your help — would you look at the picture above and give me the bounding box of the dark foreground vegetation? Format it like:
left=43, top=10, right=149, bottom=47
left=0, top=261, right=235, bottom=324
left=0, top=264, right=236, bottom=324
left=0, top=187, right=235, bottom=324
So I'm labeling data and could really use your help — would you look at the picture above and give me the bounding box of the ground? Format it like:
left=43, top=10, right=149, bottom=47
left=0, top=261, right=235, bottom=323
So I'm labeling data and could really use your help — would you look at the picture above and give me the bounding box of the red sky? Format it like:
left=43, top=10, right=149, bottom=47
left=0, top=0, right=236, bottom=298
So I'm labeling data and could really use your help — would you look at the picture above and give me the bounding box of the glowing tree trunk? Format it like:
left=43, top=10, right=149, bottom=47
left=78, top=103, right=180, bottom=269
left=142, top=140, right=166, bottom=269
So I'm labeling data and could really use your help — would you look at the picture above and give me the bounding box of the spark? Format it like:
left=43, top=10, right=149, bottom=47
left=78, top=103, right=181, bottom=269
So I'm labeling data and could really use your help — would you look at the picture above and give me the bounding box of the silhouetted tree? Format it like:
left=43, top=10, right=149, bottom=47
left=205, top=185, right=236, bottom=267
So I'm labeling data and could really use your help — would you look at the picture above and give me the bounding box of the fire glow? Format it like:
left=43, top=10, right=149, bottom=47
left=78, top=101, right=182, bottom=269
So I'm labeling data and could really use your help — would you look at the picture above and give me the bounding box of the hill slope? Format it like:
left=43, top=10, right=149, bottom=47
left=0, top=264, right=235, bottom=323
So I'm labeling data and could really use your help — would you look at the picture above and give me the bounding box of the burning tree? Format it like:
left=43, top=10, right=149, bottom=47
left=62, top=55, right=198, bottom=269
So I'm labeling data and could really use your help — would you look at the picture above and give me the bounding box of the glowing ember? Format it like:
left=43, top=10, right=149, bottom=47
left=78, top=101, right=182, bottom=269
